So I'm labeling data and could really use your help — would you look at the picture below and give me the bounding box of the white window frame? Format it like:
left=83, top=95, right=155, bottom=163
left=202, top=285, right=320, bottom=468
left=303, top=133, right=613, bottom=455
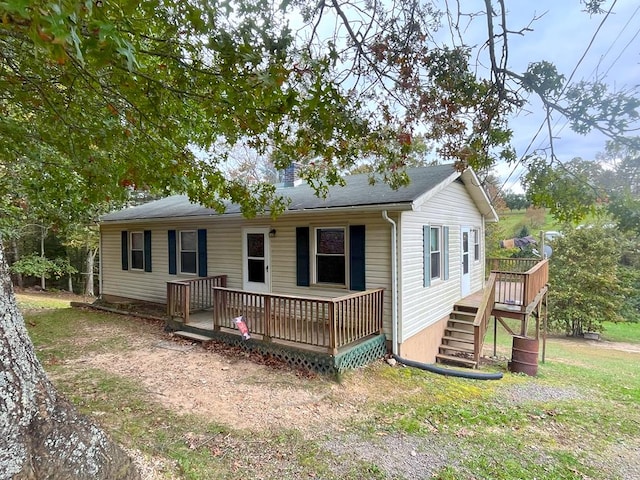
left=179, top=230, right=198, bottom=275
left=130, top=231, right=144, bottom=271
left=430, top=226, right=441, bottom=281
left=313, top=226, right=347, bottom=286
left=472, top=228, right=480, bottom=262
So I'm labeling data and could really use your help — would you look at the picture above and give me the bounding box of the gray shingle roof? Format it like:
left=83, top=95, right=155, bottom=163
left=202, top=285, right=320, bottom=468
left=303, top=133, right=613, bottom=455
left=101, top=163, right=459, bottom=222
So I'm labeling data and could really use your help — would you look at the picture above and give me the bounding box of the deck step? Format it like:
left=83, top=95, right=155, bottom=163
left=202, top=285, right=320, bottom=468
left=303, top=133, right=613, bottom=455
left=447, top=318, right=474, bottom=328
left=442, top=335, right=474, bottom=345
left=439, top=343, right=474, bottom=354
left=445, top=327, right=474, bottom=335
left=435, top=353, right=477, bottom=367
left=173, top=331, right=213, bottom=344
left=453, top=304, right=479, bottom=314
left=450, top=310, right=477, bottom=319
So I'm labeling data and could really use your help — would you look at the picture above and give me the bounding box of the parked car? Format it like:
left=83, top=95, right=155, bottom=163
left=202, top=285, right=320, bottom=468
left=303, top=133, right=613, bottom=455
left=544, top=230, right=562, bottom=242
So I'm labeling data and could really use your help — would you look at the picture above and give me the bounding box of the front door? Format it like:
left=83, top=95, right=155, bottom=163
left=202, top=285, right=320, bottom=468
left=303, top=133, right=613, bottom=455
left=461, top=227, right=471, bottom=297
left=242, top=228, right=271, bottom=293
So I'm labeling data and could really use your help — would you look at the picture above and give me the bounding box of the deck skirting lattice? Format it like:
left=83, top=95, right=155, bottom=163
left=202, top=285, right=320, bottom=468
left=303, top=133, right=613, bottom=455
left=166, top=321, right=386, bottom=375
left=334, top=335, right=387, bottom=373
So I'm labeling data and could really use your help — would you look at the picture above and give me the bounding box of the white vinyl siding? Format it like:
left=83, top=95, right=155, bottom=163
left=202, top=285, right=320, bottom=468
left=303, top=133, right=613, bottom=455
left=398, top=181, right=485, bottom=342
left=100, top=211, right=393, bottom=336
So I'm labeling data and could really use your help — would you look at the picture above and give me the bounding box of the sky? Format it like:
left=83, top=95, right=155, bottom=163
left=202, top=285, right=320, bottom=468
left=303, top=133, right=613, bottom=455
left=474, top=1, right=640, bottom=191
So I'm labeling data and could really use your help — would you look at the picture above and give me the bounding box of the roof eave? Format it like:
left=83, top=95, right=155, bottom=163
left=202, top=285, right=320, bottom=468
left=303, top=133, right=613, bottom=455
left=460, top=169, right=499, bottom=222
left=99, top=202, right=413, bottom=225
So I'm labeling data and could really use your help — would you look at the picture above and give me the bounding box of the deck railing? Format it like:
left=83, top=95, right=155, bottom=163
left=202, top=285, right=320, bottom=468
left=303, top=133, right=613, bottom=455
left=473, top=272, right=497, bottom=365
left=486, top=257, right=540, bottom=273
left=212, top=287, right=384, bottom=354
left=167, top=275, right=228, bottom=323
left=487, top=258, right=549, bottom=309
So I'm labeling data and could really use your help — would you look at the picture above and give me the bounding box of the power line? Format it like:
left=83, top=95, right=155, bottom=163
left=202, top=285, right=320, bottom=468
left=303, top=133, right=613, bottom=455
left=592, top=4, right=640, bottom=80
left=498, top=0, right=620, bottom=197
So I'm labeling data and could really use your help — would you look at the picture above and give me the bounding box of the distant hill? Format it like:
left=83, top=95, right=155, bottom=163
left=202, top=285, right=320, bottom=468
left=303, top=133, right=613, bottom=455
left=497, top=208, right=560, bottom=239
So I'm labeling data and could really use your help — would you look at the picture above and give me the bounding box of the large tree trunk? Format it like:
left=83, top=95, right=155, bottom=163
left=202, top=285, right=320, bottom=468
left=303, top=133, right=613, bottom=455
left=0, top=240, right=138, bottom=479
left=85, top=248, right=97, bottom=297
left=12, top=239, right=23, bottom=288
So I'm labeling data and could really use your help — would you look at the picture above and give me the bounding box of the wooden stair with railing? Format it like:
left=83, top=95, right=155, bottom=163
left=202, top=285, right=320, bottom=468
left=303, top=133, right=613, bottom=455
left=436, top=272, right=498, bottom=369
left=436, top=305, right=479, bottom=367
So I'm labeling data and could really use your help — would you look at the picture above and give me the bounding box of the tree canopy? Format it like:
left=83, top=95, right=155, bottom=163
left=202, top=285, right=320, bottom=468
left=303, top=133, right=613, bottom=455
left=1, top=0, right=636, bottom=224
left=2, top=1, right=639, bottom=477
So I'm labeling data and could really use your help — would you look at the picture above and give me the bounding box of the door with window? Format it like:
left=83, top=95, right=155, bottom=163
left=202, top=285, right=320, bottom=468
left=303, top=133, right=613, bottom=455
left=461, top=227, right=471, bottom=297
left=242, top=228, right=271, bottom=293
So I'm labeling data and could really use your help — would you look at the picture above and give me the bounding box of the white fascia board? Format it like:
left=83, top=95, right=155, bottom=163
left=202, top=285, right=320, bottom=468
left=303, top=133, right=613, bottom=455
left=460, top=169, right=499, bottom=222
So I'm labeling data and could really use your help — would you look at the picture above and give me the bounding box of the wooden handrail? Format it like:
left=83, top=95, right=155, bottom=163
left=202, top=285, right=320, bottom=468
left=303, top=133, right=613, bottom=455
left=523, top=258, right=548, bottom=306
left=487, top=257, right=539, bottom=273
left=166, top=275, right=227, bottom=323
left=490, top=258, right=549, bottom=310
left=211, top=287, right=384, bottom=353
left=473, top=272, right=497, bottom=365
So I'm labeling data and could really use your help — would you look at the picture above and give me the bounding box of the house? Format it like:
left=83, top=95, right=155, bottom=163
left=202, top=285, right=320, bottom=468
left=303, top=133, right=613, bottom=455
left=99, top=163, right=502, bottom=372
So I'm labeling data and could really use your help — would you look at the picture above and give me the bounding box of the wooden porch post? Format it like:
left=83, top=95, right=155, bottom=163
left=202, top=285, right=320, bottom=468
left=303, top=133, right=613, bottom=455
left=166, top=283, right=173, bottom=321
left=328, top=301, right=337, bottom=355
left=263, top=294, right=272, bottom=342
left=183, top=283, right=190, bottom=324
left=212, top=288, right=221, bottom=332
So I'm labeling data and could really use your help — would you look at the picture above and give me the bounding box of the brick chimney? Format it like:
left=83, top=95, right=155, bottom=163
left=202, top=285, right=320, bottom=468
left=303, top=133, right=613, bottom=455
left=282, top=162, right=302, bottom=187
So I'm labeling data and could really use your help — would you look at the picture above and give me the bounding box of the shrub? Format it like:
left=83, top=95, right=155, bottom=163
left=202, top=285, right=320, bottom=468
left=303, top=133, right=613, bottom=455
left=548, top=223, right=625, bottom=336
left=10, top=254, right=78, bottom=280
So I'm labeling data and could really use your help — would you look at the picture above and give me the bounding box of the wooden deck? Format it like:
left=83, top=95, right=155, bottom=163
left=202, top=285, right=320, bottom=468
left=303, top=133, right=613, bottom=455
left=166, top=279, right=385, bottom=356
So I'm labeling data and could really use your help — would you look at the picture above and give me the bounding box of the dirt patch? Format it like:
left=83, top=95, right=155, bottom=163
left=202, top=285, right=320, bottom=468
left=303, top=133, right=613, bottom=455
left=549, top=336, right=640, bottom=354
left=63, top=330, right=372, bottom=435
left=15, top=287, right=92, bottom=303
left=27, top=292, right=640, bottom=479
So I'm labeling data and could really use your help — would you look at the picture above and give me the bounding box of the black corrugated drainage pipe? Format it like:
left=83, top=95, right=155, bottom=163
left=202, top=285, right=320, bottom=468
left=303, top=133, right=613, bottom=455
left=392, top=355, right=503, bottom=380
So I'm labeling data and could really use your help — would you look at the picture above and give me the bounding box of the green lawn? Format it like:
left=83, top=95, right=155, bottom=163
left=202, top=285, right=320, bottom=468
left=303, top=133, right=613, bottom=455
left=497, top=208, right=561, bottom=238
left=18, top=293, right=640, bottom=480
left=601, top=321, right=640, bottom=343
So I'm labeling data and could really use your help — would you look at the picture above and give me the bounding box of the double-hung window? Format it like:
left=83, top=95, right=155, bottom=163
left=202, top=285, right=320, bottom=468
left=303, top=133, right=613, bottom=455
left=168, top=229, right=207, bottom=277
left=121, top=230, right=151, bottom=272
left=472, top=228, right=480, bottom=261
left=430, top=226, right=441, bottom=280
left=130, top=232, right=144, bottom=270
left=424, top=225, right=449, bottom=287
left=315, top=227, right=346, bottom=285
left=180, top=230, right=197, bottom=274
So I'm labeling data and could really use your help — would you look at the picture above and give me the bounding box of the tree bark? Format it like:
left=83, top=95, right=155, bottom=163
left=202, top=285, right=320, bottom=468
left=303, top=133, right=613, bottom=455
left=85, top=248, right=97, bottom=297
left=11, top=240, right=23, bottom=288
left=0, top=239, right=139, bottom=479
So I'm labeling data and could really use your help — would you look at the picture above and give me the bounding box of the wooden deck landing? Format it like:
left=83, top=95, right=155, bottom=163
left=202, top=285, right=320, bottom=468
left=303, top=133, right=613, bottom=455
left=458, top=281, right=536, bottom=318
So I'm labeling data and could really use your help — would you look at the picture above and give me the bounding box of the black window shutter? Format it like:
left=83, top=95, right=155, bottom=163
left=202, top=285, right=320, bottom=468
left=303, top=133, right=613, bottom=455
left=144, top=230, right=152, bottom=272
left=349, top=225, right=366, bottom=291
left=168, top=230, right=177, bottom=275
left=296, top=227, right=310, bottom=286
left=121, top=231, right=128, bottom=270
left=197, top=229, right=208, bottom=277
